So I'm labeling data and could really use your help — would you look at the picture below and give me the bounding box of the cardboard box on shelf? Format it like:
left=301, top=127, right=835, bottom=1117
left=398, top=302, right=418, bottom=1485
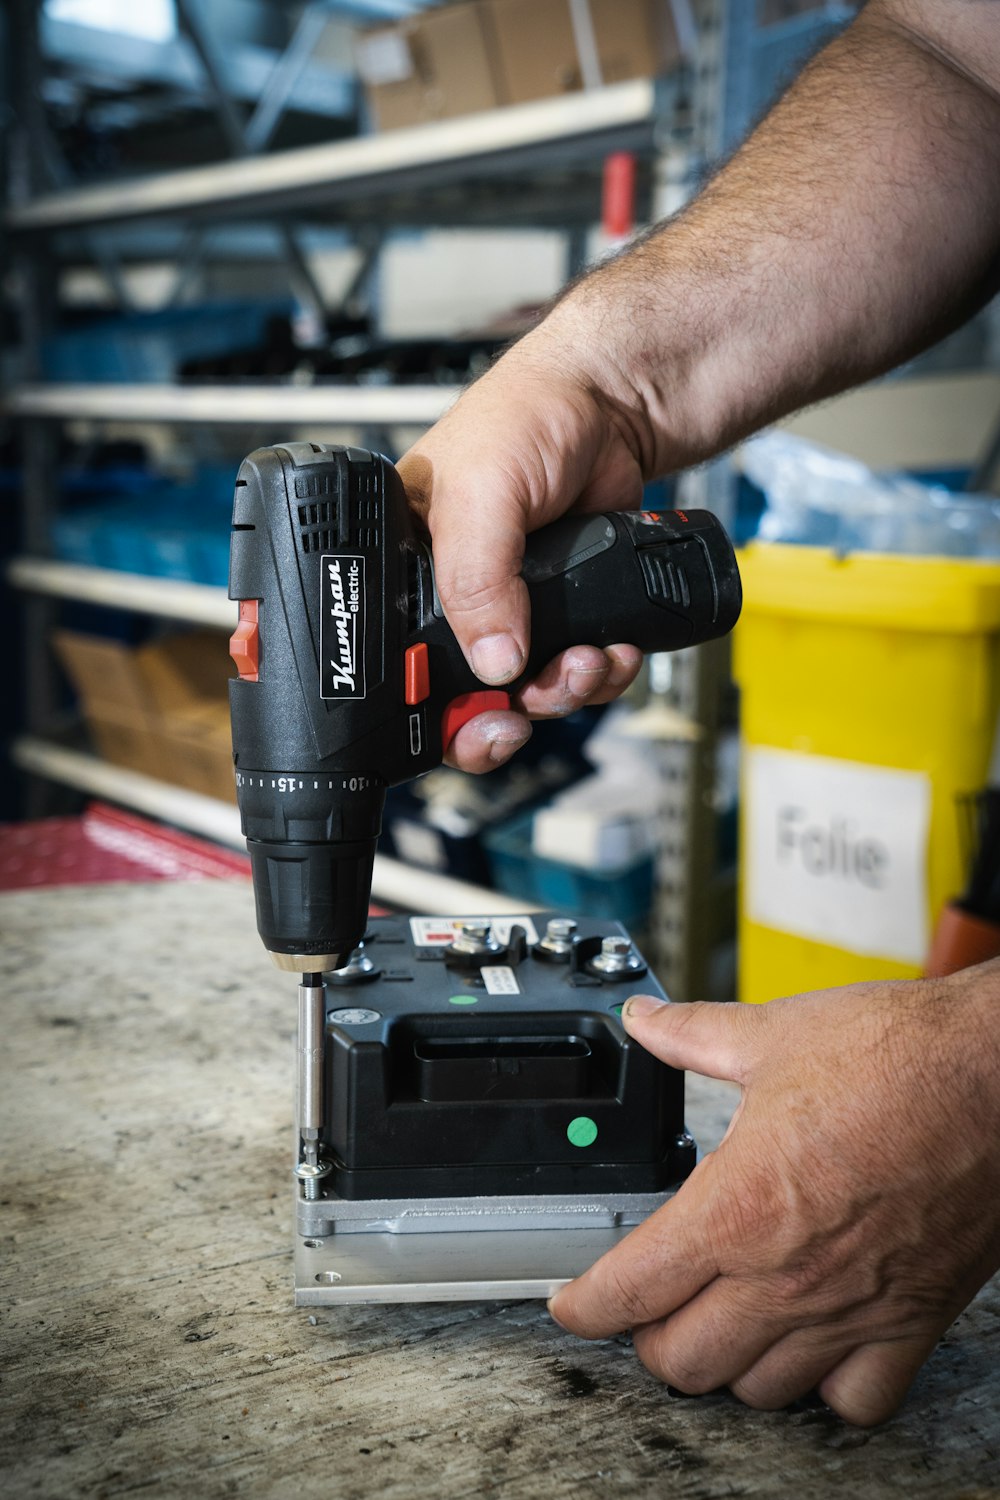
left=54, top=629, right=236, bottom=804
left=357, top=0, right=680, bottom=132
left=356, top=3, right=501, bottom=132
left=485, top=0, right=679, bottom=106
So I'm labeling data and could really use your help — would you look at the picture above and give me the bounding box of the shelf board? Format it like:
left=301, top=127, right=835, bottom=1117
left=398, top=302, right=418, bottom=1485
left=5, top=80, right=658, bottom=233
left=8, top=558, right=234, bottom=627
left=12, top=738, right=245, bottom=847
left=11, top=738, right=535, bottom=916
left=4, top=382, right=459, bottom=424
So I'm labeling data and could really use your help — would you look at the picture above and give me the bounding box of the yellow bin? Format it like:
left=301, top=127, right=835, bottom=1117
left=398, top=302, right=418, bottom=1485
left=733, top=543, right=1000, bottom=1003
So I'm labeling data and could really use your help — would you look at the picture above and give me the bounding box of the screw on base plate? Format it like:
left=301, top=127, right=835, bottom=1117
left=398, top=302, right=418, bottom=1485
left=294, top=1160, right=332, bottom=1201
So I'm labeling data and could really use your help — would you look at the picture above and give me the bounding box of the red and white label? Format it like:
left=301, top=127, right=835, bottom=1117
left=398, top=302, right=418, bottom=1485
left=408, top=915, right=540, bottom=948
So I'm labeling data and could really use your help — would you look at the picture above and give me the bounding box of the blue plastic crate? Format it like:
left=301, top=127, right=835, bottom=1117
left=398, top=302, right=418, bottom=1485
left=484, top=810, right=655, bottom=926
left=42, top=300, right=292, bottom=383
left=51, top=474, right=233, bottom=586
left=142, top=518, right=230, bottom=586
left=52, top=507, right=115, bottom=568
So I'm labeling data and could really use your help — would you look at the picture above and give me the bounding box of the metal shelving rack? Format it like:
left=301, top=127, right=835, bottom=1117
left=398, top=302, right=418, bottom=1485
left=3, top=64, right=676, bottom=803
left=6, top=557, right=235, bottom=627
left=6, top=76, right=663, bottom=231
left=5, top=0, right=824, bottom=991
left=4, top=382, right=460, bottom=424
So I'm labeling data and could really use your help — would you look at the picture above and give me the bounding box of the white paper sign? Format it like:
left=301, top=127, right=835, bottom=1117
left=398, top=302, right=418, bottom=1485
left=746, top=747, right=931, bottom=964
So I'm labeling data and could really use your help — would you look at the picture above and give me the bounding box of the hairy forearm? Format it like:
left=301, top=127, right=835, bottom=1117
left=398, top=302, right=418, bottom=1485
left=532, top=0, right=1000, bottom=475
left=395, top=4, right=1000, bottom=752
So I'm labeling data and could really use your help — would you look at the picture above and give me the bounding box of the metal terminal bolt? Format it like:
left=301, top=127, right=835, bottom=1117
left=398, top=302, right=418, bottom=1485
left=535, top=917, right=578, bottom=960
left=588, top=935, right=645, bottom=978
left=330, top=943, right=380, bottom=986
left=449, top=919, right=501, bottom=957
left=294, top=1160, right=332, bottom=1201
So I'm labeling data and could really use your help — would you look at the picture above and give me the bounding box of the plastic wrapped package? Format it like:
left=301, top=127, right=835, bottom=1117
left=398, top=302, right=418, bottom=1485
left=742, top=431, right=1000, bottom=557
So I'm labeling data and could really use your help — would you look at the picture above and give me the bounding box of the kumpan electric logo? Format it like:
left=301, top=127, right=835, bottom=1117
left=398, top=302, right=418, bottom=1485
left=320, top=554, right=366, bottom=699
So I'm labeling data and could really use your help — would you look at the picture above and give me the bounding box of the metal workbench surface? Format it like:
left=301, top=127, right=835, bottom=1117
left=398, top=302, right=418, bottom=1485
left=1, top=880, right=997, bottom=1499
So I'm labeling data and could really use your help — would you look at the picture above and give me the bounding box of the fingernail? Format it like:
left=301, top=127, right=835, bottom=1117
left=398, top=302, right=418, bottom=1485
left=471, top=633, right=523, bottom=685
left=481, top=717, right=530, bottom=744
left=623, top=994, right=666, bottom=1022
left=567, top=665, right=607, bottom=701
left=486, top=724, right=531, bottom=765
left=547, top=1296, right=568, bottom=1328
left=604, top=645, right=643, bottom=690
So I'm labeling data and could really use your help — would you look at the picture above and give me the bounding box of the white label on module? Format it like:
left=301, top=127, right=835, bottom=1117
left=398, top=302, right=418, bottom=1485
left=746, top=746, right=930, bottom=964
left=483, top=966, right=520, bottom=995
left=408, top=915, right=540, bottom=947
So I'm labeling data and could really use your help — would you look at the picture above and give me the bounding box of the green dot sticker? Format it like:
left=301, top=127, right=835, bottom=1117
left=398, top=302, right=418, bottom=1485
left=567, top=1116, right=598, bottom=1149
left=448, top=994, right=478, bottom=1006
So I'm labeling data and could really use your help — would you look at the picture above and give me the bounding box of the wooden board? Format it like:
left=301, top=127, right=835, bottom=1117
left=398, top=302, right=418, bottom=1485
left=1, top=881, right=998, bottom=1498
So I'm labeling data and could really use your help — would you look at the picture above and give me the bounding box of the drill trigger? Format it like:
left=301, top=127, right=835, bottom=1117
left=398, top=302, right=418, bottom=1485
left=441, top=691, right=511, bottom=750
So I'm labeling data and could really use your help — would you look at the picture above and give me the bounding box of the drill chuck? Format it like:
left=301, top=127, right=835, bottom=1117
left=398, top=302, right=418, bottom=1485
left=248, top=838, right=376, bottom=973
left=236, top=768, right=383, bottom=970
left=228, top=442, right=742, bottom=972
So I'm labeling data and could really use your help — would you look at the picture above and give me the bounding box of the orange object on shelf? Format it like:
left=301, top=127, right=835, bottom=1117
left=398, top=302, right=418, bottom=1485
left=602, top=150, right=637, bottom=238
left=925, top=904, right=1000, bottom=977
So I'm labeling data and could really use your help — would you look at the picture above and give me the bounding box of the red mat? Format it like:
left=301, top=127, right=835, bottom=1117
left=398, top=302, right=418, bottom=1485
left=0, top=803, right=250, bottom=890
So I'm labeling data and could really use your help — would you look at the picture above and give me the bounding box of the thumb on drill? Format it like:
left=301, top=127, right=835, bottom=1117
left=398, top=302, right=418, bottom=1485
left=397, top=454, right=531, bottom=685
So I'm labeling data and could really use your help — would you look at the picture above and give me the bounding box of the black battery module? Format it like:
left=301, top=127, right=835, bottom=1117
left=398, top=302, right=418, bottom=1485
left=322, top=912, right=694, bottom=1200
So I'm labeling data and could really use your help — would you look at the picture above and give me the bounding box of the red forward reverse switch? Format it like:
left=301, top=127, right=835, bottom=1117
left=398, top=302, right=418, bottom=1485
left=230, top=599, right=259, bottom=681
left=404, top=643, right=430, bottom=705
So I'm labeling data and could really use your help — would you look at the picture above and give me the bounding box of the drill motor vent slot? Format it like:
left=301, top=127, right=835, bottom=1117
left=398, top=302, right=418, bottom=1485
left=352, top=493, right=381, bottom=551
left=295, top=470, right=337, bottom=499
left=298, top=500, right=339, bottom=555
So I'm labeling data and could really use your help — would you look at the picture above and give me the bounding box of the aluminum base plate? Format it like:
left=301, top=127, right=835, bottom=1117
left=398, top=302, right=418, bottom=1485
left=295, top=1224, right=638, bottom=1305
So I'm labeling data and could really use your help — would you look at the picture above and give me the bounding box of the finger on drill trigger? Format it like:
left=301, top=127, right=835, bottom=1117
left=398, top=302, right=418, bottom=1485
left=444, top=709, right=532, bottom=775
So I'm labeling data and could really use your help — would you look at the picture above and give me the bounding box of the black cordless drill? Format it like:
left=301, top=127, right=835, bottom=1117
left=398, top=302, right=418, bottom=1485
left=228, top=442, right=741, bottom=974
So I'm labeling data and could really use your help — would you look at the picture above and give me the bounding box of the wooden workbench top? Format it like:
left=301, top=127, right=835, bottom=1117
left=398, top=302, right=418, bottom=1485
left=2, top=881, right=997, bottom=1498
